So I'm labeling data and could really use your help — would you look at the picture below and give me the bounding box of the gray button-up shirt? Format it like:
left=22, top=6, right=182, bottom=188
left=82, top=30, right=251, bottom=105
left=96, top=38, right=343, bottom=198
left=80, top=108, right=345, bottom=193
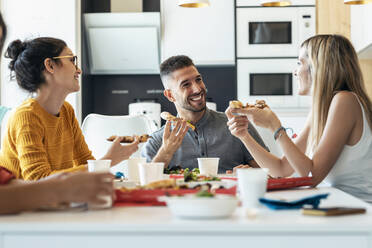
left=142, top=108, right=268, bottom=173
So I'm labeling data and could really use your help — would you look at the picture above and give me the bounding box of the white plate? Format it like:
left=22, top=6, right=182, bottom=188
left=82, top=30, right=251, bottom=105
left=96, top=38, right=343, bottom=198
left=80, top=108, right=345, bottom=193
left=159, top=195, right=238, bottom=219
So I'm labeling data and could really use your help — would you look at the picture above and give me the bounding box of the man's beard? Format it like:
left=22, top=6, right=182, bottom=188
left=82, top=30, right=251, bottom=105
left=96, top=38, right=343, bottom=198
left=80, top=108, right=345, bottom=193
left=182, top=104, right=206, bottom=113
left=180, top=90, right=207, bottom=112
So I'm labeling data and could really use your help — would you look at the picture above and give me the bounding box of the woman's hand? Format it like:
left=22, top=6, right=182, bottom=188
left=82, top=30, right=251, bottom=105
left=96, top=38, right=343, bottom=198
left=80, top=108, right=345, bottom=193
left=57, top=172, right=114, bottom=205
left=226, top=106, right=281, bottom=132
left=102, top=136, right=139, bottom=166
left=226, top=115, right=250, bottom=139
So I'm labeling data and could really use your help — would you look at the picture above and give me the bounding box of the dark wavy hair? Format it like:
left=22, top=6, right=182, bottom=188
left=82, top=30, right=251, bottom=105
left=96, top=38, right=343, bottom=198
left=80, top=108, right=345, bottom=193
left=5, top=37, right=66, bottom=93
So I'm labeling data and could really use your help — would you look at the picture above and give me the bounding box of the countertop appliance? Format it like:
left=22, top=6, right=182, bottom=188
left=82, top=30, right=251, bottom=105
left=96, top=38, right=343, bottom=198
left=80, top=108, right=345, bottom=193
left=236, top=1, right=315, bottom=58
left=236, top=0, right=314, bottom=111
left=237, top=58, right=310, bottom=110
left=129, top=101, right=161, bottom=131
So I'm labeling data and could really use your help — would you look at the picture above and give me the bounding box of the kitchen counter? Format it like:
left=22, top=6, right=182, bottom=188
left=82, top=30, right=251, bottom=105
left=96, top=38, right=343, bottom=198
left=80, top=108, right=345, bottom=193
left=1, top=187, right=371, bottom=248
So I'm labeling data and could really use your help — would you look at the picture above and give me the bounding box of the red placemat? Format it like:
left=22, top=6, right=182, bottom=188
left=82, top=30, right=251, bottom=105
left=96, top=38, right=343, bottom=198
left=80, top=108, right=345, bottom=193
left=114, top=176, right=313, bottom=207
left=218, top=176, right=313, bottom=190
left=267, top=177, right=313, bottom=190
left=169, top=174, right=313, bottom=190
left=114, top=187, right=236, bottom=207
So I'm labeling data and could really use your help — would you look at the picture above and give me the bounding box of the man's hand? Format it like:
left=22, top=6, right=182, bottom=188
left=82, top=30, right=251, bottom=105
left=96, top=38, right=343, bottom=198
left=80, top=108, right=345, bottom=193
left=153, top=120, right=189, bottom=167
left=232, top=164, right=251, bottom=175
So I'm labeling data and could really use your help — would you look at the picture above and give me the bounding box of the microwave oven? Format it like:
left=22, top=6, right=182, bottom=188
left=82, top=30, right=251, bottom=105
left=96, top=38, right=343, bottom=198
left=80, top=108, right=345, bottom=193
left=237, top=58, right=311, bottom=109
left=236, top=6, right=315, bottom=58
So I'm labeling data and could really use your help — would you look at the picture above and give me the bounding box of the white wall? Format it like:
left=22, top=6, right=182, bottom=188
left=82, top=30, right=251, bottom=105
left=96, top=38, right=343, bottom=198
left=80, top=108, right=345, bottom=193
left=0, top=0, right=82, bottom=122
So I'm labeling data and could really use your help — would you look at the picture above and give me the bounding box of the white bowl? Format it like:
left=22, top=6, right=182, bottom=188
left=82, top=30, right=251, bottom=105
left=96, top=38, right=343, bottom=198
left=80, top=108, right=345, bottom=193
left=159, top=195, right=238, bottom=219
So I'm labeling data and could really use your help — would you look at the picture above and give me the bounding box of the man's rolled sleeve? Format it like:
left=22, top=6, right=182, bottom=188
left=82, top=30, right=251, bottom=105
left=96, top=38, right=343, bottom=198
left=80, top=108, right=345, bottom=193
left=141, top=130, right=163, bottom=162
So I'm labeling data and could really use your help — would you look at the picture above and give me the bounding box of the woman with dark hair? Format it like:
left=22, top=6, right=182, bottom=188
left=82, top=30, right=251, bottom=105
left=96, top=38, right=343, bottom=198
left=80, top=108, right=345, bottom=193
left=0, top=12, right=117, bottom=214
left=0, top=34, right=139, bottom=180
left=226, top=34, right=372, bottom=203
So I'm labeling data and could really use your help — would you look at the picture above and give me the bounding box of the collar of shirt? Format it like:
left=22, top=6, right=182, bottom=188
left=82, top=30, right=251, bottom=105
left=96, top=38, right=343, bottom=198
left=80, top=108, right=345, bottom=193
left=195, top=107, right=211, bottom=129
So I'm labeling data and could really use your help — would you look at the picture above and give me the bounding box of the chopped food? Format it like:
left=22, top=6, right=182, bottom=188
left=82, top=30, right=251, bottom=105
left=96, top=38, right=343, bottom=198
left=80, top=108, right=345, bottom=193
left=184, top=168, right=220, bottom=182
left=195, top=189, right=215, bottom=197
left=164, top=165, right=185, bottom=174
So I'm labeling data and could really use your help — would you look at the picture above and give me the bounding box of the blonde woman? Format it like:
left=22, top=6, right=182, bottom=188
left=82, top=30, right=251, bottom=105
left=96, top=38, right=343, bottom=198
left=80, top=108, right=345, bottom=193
left=226, top=34, right=372, bottom=203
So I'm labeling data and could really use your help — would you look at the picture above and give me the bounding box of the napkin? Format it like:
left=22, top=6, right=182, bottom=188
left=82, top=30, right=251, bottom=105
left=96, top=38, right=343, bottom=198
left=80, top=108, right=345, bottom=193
left=259, top=193, right=329, bottom=210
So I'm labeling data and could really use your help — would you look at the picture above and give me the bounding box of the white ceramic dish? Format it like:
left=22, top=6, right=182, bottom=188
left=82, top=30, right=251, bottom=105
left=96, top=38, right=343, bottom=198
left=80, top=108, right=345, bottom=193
left=159, top=195, right=238, bottom=219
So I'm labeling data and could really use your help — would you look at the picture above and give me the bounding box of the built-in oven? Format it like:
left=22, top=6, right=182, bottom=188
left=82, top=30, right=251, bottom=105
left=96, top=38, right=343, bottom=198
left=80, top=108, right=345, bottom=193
left=236, top=3, right=315, bottom=58
left=237, top=59, right=310, bottom=109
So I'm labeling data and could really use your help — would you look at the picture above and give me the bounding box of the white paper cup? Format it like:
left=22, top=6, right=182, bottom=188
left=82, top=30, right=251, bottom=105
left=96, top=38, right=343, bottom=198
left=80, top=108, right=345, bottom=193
left=87, top=160, right=112, bottom=209
left=138, top=162, right=164, bottom=186
left=124, top=157, right=146, bottom=182
left=237, top=168, right=268, bottom=209
left=197, top=157, right=219, bottom=176
left=87, top=159, right=111, bottom=173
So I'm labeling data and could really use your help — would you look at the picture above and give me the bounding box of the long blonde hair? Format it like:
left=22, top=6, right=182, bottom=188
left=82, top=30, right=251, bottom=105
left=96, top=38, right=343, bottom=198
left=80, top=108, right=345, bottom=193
left=301, top=34, right=372, bottom=152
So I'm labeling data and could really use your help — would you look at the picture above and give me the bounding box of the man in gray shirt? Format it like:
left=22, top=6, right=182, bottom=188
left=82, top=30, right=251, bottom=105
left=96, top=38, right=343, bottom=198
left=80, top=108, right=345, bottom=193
left=142, top=55, right=268, bottom=173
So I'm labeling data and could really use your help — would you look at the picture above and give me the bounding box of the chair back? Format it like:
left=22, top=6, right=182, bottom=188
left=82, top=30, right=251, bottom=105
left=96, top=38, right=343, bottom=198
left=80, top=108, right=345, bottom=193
left=0, top=107, right=13, bottom=147
left=81, top=114, right=154, bottom=160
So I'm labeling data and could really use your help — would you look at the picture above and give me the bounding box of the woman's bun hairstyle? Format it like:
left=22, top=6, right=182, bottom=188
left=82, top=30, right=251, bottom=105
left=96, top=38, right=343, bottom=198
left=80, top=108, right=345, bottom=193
left=4, top=37, right=66, bottom=93
left=6, top=39, right=26, bottom=71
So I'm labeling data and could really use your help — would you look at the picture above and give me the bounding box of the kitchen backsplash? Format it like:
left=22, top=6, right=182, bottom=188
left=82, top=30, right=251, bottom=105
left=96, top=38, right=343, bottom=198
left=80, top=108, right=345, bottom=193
left=82, top=66, right=236, bottom=120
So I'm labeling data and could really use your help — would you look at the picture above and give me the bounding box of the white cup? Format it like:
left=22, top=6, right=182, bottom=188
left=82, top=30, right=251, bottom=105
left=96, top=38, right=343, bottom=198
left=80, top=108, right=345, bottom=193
left=138, top=162, right=164, bottom=186
left=197, top=157, right=219, bottom=176
left=87, top=159, right=111, bottom=173
left=87, top=160, right=112, bottom=209
left=124, top=157, right=146, bottom=182
left=237, top=168, right=268, bottom=209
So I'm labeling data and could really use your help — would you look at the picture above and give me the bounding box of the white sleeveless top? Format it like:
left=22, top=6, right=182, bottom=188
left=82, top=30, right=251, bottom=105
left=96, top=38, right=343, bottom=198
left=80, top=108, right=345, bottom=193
left=324, top=96, right=372, bottom=203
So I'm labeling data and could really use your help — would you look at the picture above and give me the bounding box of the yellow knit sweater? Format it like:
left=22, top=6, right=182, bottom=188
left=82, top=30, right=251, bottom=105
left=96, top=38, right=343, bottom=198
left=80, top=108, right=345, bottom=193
left=0, top=99, right=94, bottom=180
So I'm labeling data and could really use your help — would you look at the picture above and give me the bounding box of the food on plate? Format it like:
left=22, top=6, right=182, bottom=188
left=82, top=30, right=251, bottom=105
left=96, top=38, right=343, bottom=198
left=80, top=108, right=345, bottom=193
left=183, top=168, right=221, bottom=182
left=160, top=111, right=196, bottom=131
left=195, top=189, right=215, bottom=197
left=143, top=179, right=177, bottom=189
left=106, top=134, right=151, bottom=143
left=229, top=100, right=268, bottom=109
left=164, top=165, right=186, bottom=174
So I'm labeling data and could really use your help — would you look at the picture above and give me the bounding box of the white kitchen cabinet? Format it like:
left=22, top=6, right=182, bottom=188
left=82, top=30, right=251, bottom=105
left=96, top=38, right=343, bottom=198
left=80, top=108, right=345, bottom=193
left=351, top=4, right=372, bottom=59
left=0, top=0, right=82, bottom=122
left=161, top=0, right=235, bottom=65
